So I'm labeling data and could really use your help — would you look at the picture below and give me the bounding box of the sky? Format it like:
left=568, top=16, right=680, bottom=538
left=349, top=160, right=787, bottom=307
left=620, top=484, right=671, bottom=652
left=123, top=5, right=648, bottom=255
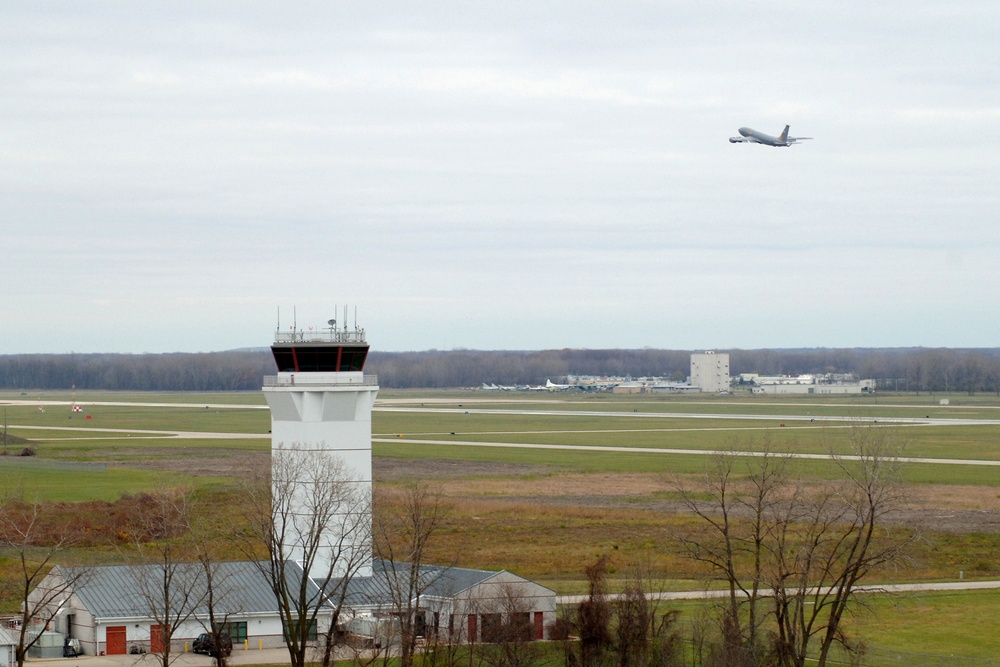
left=3, top=2, right=999, bottom=354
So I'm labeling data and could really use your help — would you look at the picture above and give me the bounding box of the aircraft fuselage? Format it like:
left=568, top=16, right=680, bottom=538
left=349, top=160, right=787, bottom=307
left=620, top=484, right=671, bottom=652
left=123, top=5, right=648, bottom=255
left=733, top=127, right=789, bottom=146
left=729, top=125, right=810, bottom=147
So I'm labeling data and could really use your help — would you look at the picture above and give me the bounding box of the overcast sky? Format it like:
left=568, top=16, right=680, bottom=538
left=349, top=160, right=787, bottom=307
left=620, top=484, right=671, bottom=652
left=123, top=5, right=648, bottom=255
left=3, top=2, right=999, bottom=354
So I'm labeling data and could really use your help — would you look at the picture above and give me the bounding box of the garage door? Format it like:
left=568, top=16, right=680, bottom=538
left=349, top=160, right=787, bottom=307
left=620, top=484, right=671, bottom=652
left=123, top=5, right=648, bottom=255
left=106, top=626, right=127, bottom=655
left=150, top=625, right=165, bottom=653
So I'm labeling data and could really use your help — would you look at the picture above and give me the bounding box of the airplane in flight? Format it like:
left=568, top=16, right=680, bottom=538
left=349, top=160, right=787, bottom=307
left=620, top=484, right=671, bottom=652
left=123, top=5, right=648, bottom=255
left=729, top=125, right=812, bottom=147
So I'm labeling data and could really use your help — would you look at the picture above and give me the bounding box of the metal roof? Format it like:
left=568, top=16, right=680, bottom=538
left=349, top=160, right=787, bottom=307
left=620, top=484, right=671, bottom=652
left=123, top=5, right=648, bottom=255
left=337, top=559, right=515, bottom=608
left=61, top=559, right=553, bottom=622
left=61, top=561, right=323, bottom=621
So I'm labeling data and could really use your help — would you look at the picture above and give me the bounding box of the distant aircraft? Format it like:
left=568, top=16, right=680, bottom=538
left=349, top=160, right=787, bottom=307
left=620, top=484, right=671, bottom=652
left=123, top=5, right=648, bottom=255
left=481, top=382, right=544, bottom=392
left=729, top=125, right=812, bottom=147
left=480, top=382, right=520, bottom=391
left=546, top=379, right=571, bottom=391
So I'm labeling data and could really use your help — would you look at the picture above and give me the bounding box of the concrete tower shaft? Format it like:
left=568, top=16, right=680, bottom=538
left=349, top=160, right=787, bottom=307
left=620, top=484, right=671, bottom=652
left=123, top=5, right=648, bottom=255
left=263, top=324, right=378, bottom=580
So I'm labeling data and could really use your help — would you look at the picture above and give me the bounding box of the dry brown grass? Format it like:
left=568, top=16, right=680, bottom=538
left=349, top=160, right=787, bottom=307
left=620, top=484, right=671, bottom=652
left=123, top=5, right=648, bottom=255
left=373, top=460, right=1000, bottom=586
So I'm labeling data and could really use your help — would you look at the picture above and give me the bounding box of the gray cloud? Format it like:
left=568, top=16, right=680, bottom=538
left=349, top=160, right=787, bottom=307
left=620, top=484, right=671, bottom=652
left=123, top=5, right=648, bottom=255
left=2, top=1, right=999, bottom=353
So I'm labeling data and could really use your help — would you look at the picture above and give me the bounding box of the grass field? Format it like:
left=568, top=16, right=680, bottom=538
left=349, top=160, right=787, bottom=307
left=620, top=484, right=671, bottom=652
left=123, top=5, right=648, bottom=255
left=0, top=457, right=225, bottom=502
left=3, top=388, right=1000, bottom=659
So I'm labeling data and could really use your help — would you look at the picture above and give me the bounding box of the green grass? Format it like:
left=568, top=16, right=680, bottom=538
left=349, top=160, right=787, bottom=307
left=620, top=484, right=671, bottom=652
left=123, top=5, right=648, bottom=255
left=373, top=441, right=1000, bottom=486
left=0, top=458, right=229, bottom=502
left=4, top=402, right=269, bottom=434
left=372, top=406, right=1000, bottom=462
left=21, top=436, right=266, bottom=457
left=377, top=389, right=1000, bottom=418
left=838, top=589, right=1000, bottom=659
left=5, top=391, right=1000, bottom=488
left=0, top=390, right=267, bottom=405
left=645, top=589, right=1000, bottom=661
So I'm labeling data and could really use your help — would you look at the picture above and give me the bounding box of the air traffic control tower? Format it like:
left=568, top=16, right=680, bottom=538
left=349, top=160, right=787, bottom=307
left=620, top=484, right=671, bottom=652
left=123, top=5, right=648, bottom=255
left=262, top=317, right=378, bottom=579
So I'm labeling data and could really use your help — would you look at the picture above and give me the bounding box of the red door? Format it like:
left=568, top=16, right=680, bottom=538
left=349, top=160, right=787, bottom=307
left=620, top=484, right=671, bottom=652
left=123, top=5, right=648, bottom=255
left=467, top=615, right=477, bottom=643
left=106, top=626, right=127, bottom=655
left=534, top=612, right=544, bottom=640
left=150, top=625, right=165, bottom=653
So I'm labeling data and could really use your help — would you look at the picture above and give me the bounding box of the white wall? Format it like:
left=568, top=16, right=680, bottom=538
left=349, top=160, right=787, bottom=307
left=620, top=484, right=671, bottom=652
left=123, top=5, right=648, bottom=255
left=265, top=372, right=378, bottom=580
left=0, top=644, right=13, bottom=667
left=420, top=573, right=557, bottom=643
left=690, top=352, right=730, bottom=393
left=91, top=612, right=332, bottom=655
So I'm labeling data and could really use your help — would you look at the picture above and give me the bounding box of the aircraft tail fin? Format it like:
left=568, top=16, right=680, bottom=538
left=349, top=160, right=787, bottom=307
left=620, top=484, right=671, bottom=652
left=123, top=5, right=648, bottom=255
left=779, top=125, right=790, bottom=142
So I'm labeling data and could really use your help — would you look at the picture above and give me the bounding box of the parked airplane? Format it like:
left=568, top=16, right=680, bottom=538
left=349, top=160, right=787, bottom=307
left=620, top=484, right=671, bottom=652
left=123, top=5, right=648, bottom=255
left=546, top=379, right=572, bottom=391
left=480, top=382, right=544, bottom=392
left=729, top=125, right=812, bottom=147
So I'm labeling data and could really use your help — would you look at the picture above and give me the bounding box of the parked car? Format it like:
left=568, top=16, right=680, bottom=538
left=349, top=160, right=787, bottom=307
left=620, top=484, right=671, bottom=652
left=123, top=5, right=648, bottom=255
left=192, top=632, right=232, bottom=657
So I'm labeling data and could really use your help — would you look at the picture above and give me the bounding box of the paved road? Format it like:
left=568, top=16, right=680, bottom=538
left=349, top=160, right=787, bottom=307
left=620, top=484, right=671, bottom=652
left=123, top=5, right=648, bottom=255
left=376, top=405, right=1000, bottom=427
left=373, top=437, right=1000, bottom=467
left=25, top=648, right=291, bottom=667
left=24, top=646, right=375, bottom=667
left=556, top=579, right=1000, bottom=604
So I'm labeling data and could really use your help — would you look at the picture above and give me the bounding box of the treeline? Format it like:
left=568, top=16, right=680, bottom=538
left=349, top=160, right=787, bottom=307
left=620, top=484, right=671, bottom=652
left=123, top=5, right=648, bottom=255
left=1, top=347, right=1000, bottom=393
left=0, top=350, right=274, bottom=392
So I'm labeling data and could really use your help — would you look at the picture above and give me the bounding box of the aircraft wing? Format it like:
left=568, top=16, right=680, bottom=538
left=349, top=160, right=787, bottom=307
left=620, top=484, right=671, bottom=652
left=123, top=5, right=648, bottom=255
left=729, top=136, right=750, bottom=143
left=790, top=137, right=813, bottom=142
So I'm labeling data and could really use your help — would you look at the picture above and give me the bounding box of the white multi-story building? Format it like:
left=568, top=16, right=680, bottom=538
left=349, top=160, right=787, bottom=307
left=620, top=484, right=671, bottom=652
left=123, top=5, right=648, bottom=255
left=690, top=351, right=730, bottom=393
left=263, top=322, right=379, bottom=579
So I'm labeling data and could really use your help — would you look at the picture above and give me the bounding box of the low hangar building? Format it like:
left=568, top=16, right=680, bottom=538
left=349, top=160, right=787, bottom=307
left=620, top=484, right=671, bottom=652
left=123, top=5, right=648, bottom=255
left=30, top=560, right=556, bottom=656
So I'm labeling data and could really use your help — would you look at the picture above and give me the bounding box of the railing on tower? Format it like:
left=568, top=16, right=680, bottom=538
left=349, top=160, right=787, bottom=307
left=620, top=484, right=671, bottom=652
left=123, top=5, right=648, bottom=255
left=263, top=374, right=378, bottom=387
left=273, top=329, right=367, bottom=344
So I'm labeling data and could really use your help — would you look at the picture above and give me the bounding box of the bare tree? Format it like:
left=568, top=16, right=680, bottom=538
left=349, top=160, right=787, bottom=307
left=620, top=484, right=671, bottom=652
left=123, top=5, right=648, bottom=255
left=767, top=427, right=913, bottom=667
left=475, top=582, right=540, bottom=667
left=676, top=445, right=786, bottom=666
left=315, top=529, right=373, bottom=667
left=0, top=485, right=90, bottom=667
left=241, top=446, right=371, bottom=667
left=680, top=428, right=912, bottom=667
left=423, top=608, right=470, bottom=667
left=372, top=481, right=448, bottom=667
left=191, top=531, right=248, bottom=667
left=124, top=488, right=205, bottom=667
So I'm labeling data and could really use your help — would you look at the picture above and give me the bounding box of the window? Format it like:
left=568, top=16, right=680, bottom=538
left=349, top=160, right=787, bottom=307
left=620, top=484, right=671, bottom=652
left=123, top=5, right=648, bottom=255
left=282, top=619, right=318, bottom=642
left=218, top=622, right=247, bottom=644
